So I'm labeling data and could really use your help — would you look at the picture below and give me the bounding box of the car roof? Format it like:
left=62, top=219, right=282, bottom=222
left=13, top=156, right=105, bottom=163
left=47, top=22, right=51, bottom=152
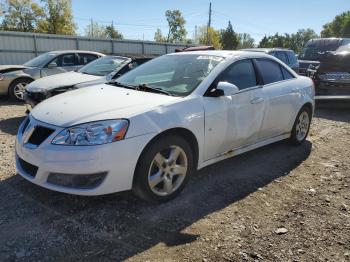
left=241, top=48, right=294, bottom=53
left=47, top=50, right=105, bottom=56
left=167, top=50, right=277, bottom=59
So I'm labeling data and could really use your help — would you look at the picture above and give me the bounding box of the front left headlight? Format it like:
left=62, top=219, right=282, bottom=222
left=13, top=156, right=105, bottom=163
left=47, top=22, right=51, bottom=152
left=52, top=119, right=129, bottom=146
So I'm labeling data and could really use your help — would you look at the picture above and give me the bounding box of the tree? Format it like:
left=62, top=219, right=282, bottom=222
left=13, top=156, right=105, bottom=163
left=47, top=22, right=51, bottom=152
left=342, top=16, right=350, bottom=38
left=165, top=10, right=187, bottom=43
left=321, top=11, right=350, bottom=37
left=1, top=0, right=45, bottom=32
left=198, top=26, right=222, bottom=49
left=105, top=24, right=123, bottom=39
left=237, top=33, right=255, bottom=49
left=258, top=29, right=318, bottom=53
left=220, top=21, right=239, bottom=50
left=84, top=21, right=107, bottom=38
left=154, top=28, right=166, bottom=42
left=38, top=0, right=76, bottom=35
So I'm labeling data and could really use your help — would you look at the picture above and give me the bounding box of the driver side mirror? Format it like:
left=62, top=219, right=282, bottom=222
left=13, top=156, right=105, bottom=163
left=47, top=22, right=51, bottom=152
left=47, top=62, right=57, bottom=69
left=212, top=82, right=239, bottom=97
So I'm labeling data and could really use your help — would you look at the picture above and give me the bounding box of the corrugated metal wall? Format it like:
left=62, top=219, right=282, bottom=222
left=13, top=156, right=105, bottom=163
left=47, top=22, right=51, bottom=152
left=0, top=31, right=191, bottom=65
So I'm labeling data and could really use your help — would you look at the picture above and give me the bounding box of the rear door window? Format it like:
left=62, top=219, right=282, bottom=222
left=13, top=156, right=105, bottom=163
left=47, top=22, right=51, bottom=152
left=49, top=53, right=76, bottom=67
left=217, top=59, right=257, bottom=90
left=77, top=53, right=99, bottom=65
left=281, top=66, right=295, bottom=80
left=256, top=59, right=284, bottom=84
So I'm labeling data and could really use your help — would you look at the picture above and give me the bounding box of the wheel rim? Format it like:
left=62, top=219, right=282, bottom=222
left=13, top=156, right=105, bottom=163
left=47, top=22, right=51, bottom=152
left=296, top=111, right=310, bottom=141
left=13, top=82, right=28, bottom=100
left=148, top=145, right=188, bottom=196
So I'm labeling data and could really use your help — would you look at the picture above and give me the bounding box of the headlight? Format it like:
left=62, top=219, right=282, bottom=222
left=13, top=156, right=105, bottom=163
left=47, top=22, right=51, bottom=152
left=0, top=74, right=4, bottom=81
left=52, top=119, right=129, bottom=146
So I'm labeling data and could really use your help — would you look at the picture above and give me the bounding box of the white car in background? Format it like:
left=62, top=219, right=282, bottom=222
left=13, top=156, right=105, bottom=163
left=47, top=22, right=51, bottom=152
left=15, top=51, right=314, bottom=203
left=24, top=55, right=152, bottom=107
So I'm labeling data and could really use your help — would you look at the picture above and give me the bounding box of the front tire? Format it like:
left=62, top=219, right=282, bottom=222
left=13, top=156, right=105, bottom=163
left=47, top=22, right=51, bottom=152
left=132, top=135, right=194, bottom=203
left=290, top=106, right=311, bottom=145
left=9, top=78, right=32, bottom=101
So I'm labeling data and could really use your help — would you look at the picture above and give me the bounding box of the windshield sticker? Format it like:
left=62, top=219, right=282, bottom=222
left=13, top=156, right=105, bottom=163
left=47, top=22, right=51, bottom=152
left=197, top=55, right=223, bottom=62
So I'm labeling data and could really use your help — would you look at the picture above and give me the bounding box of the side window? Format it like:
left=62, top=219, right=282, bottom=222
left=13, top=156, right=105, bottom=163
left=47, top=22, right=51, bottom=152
left=217, top=59, right=257, bottom=90
left=287, top=51, right=297, bottom=64
left=281, top=66, right=295, bottom=80
left=77, top=54, right=98, bottom=65
left=274, top=51, right=289, bottom=64
left=50, top=53, right=75, bottom=67
left=256, top=59, right=284, bottom=85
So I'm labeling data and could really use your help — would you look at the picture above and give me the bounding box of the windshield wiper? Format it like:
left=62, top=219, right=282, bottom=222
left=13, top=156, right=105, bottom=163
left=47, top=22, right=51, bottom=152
left=108, top=81, right=136, bottom=90
left=136, top=84, right=174, bottom=96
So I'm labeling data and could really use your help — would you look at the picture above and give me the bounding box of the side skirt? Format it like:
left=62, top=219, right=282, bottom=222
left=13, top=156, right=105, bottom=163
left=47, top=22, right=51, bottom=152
left=198, top=133, right=291, bottom=170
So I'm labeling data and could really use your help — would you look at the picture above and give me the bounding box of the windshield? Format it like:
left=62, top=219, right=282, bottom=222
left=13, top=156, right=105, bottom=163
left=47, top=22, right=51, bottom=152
left=79, top=56, right=127, bottom=76
left=299, top=40, right=341, bottom=61
left=115, top=54, right=223, bottom=96
left=23, top=53, right=56, bottom=67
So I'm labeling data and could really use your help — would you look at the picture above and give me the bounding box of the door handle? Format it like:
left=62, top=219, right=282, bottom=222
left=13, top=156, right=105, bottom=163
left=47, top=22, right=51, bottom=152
left=250, top=97, right=264, bottom=104
left=291, top=88, right=299, bottom=93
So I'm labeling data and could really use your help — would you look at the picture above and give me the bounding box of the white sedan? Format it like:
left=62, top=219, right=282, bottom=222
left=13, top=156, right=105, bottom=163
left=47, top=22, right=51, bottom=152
left=15, top=51, right=314, bottom=203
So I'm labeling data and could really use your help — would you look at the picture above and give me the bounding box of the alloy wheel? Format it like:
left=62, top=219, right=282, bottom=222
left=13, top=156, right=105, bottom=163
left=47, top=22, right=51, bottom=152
left=148, top=145, right=188, bottom=196
left=295, top=111, right=310, bottom=141
left=13, top=82, right=28, bottom=100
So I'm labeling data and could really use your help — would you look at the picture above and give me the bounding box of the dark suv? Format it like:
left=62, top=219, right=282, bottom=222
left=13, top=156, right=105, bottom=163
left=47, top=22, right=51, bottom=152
left=298, top=38, right=350, bottom=75
left=241, top=48, right=299, bottom=73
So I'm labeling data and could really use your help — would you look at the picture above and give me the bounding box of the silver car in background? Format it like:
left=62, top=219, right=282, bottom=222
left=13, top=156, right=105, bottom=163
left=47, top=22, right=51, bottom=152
left=24, top=55, right=152, bottom=107
left=0, top=50, right=104, bottom=101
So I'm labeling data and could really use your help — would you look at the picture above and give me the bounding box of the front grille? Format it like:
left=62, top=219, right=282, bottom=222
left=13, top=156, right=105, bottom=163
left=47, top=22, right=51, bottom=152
left=28, top=126, right=55, bottom=146
left=319, top=72, right=350, bottom=81
left=18, top=157, right=38, bottom=178
left=47, top=172, right=107, bottom=189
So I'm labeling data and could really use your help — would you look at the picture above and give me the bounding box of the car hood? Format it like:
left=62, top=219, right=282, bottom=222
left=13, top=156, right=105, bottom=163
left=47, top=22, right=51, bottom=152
left=31, top=84, right=179, bottom=127
left=26, top=71, right=103, bottom=92
left=0, top=65, right=27, bottom=74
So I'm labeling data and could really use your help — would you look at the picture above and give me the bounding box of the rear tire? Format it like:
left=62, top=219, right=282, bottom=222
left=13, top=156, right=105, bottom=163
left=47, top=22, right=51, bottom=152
left=9, top=78, right=32, bottom=101
left=132, top=135, right=194, bottom=203
left=289, top=106, right=312, bottom=145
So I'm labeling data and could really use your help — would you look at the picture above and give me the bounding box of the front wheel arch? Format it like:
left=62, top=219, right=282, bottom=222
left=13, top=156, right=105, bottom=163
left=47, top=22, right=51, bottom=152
left=132, top=127, right=199, bottom=186
left=8, top=77, right=34, bottom=98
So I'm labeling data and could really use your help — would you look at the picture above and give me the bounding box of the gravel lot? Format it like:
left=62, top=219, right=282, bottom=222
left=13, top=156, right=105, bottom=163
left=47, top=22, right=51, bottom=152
left=0, top=98, right=349, bottom=262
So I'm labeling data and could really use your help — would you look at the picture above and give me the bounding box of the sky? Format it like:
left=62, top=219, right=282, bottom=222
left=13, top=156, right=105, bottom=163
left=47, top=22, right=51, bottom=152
left=71, top=0, right=349, bottom=43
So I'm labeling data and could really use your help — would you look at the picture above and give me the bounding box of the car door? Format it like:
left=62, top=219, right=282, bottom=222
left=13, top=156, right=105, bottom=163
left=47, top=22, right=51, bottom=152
left=41, top=53, right=77, bottom=77
left=203, top=59, right=265, bottom=160
left=255, top=58, right=299, bottom=140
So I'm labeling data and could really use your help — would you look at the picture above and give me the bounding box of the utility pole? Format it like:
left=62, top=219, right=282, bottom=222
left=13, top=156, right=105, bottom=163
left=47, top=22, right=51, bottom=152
left=207, top=2, right=212, bottom=45
left=91, top=18, right=94, bottom=38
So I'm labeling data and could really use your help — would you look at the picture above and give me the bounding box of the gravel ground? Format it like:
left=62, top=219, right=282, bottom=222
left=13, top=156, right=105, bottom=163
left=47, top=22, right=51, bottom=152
left=0, top=98, right=349, bottom=262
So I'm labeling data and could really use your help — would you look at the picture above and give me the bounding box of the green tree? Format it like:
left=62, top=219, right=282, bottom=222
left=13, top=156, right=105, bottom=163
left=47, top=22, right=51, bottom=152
left=1, top=0, right=45, bottom=32
left=84, top=21, right=107, bottom=38
left=165, top=10, right=187, bottom=43
left=237, top=33, right=255, bottom=49
left=105, top=24, right=123, bottom=39
left=258, top=29, right=318, bottom=53
left=198, top=26, right=222, bottom=49
left=321, top=11, right=350, bottom=37
left=154, top=28, right=166, bottom=42
left=342, top=16, right=350, bottom=38
left=220, top=21, right=239, bottom=49
left=38, top=0, right=76, bottom=35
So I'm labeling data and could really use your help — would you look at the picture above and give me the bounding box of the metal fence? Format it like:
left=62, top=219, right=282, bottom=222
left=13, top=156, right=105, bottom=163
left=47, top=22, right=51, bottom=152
left=0, top=31, right=191, bottom=65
